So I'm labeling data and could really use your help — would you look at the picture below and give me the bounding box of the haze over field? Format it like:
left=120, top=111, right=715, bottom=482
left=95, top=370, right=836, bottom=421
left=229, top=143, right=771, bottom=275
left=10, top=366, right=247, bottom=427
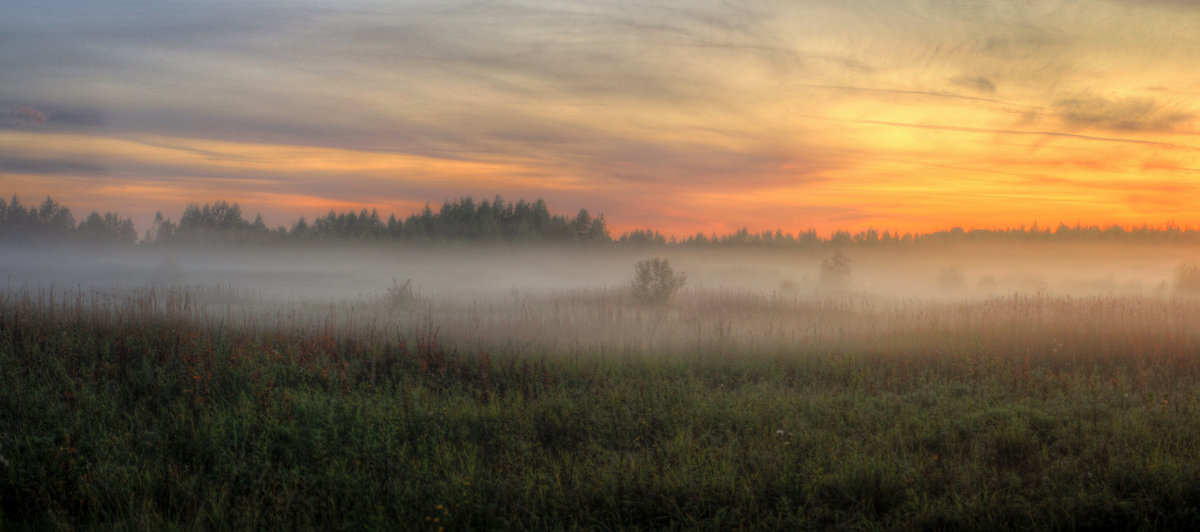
left=2, top=241, right=1195, bottom=304
left=4, top=0, right=1200, bottom=238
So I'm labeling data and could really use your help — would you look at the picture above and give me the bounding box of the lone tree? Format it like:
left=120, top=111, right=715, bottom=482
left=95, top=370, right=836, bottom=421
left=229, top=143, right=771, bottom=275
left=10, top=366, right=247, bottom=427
left=630, top=257, right=686, bottom=305
left=820, top=249, right=852, bottom=287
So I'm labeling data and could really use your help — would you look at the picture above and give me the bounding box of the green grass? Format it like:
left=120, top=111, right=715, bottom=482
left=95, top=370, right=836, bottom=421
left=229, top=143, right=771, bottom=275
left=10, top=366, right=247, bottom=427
left=3, top=286, right=1200, bottom=529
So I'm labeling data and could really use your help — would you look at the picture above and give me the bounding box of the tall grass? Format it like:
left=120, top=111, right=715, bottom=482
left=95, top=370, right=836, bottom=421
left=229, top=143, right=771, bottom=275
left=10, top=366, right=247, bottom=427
left=3, top=285, right=1200, bottom=529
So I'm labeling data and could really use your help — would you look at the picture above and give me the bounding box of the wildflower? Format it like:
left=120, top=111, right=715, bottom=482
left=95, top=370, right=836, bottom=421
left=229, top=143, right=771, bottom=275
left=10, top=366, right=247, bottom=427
left=775, top=429, right=785, bottom=436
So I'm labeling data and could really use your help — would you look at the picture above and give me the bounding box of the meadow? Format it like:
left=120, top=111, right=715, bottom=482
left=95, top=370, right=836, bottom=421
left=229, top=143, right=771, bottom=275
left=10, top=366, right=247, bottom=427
left=4, top=244, right=1200, bottom=530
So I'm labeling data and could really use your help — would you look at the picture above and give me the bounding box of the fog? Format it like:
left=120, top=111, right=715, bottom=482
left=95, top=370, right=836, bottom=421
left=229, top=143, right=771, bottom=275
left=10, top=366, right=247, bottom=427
left=6, top=241, right=1199, bottom=360
left=2, top=241, right=1193, bottom=303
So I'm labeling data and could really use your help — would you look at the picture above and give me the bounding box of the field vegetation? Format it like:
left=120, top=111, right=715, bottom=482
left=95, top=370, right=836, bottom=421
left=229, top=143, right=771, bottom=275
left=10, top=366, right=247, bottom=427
left=5, top=278, right=1200, bottom=529
left=7, top=194, right=1200, bottom=528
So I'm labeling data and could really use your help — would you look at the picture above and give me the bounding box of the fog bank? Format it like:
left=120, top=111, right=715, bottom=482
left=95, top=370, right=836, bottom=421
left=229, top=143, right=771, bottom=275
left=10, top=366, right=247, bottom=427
left=2, top=242, right=1194, bottom=303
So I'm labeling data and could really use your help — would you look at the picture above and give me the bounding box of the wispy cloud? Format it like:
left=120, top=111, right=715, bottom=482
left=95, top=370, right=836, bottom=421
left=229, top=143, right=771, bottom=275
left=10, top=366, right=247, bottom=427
left=851, top=118, right=1196, bottom=150
left=4, top=0, right=1200, bottom=234
left=1053, top=94, right=1195, bottom=133
left=951, top=76, right=997, bottom=94
left=792, top=84, right=1006, bottom=104
left=0, top=155, right=104, bottom=175
left=0, top=104, right=104, bottom=129
left=1, top=106, right=46, bottom=127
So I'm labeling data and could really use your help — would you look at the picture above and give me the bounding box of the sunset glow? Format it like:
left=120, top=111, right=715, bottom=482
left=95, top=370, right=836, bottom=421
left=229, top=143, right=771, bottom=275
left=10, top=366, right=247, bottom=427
left=4, top=1, right=1200, bottom=237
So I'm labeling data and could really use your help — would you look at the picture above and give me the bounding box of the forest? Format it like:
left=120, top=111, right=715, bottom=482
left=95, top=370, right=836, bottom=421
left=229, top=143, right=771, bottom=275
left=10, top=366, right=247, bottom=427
left=7, top=193, right=1200, bottom=247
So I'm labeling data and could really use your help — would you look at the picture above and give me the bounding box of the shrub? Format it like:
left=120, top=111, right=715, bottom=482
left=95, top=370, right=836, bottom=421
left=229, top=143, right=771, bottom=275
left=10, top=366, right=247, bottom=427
left=820, top=250, right=851, bottom=286
left=630, top=257, right=686, bottom=305
left=385, top=278, right=416, bottom=308
left=1173, top=263, right=1200, bottom=294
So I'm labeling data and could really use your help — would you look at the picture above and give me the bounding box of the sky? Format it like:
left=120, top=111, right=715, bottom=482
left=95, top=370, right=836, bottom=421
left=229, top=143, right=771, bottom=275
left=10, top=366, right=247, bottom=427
left=3, top=0, right=1200, bottom=238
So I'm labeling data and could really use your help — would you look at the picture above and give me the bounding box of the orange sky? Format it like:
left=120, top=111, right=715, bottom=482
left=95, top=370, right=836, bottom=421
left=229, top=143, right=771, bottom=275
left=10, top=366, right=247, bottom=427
left=3, top=1, right=1200, bottom=238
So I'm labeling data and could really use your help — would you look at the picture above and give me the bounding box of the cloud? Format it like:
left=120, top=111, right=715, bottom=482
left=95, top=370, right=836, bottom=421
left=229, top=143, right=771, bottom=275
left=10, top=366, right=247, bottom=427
left=1, top=2, right=803, bottom=159
left=794, top=84, right=1004, bottom=104
left=0, top=155, right=105, bottom=175
left=1102, top=0, right=1200, bottom=11
left=6, top=0, right=1200, bottom=235
left=845, top=118, right=1193, bottom=150
left=1054, top=94, right=1195, bottom=133
left=951, top=76, right=996, bottom=94
left=0, top=104, right=105, bottom=129
left=1, top=106, right=46, bottom=127
left=41, top=105, right=105, bottom=128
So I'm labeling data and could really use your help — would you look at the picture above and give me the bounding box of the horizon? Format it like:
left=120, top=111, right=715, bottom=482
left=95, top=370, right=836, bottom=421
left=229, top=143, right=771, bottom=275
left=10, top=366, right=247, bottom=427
left=10, top=192, right=1200, bottom=244
left=4, top=1, right=1200, bottom=236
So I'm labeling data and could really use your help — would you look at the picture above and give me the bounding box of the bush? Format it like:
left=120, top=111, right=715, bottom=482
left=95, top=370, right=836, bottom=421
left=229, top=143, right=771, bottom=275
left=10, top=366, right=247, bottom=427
left=1174, top=263, right=1200, bottom=294
left=820, top=250, right=851, bottom=286
left=385, top=278, right=416, bottom=308
left=630, top=258, right=686, bottom=305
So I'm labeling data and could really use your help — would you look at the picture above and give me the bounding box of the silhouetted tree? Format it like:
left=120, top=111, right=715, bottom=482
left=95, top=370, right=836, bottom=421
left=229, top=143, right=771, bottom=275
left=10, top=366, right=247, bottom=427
left=36, top=197, right=75, bottom=233
left=0, top=195, right=36, bottom=237
left=77, top=211, right=137, bottom=243
left=620, top=229, right=667, bottom=245
left=178, top=201, right=250, bottom=235
left=291, top=216, right=311, bottom=240
left=146, top=211, right=175, bottom=242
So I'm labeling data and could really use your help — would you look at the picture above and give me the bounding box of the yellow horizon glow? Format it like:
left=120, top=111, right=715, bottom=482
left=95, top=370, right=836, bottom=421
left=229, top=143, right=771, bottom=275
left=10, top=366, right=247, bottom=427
left=5, top=119, right=1200, bottom=239
left=4, top=2, right=1200, bottom=238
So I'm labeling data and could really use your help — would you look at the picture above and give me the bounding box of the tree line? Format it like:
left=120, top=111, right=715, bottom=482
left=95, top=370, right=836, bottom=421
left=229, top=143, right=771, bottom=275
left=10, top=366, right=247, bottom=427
left=148, top=196, right=609, bottom=244
left=0, top=195, right=610, bottom=246
left=0, top=196, right=137, bottom=244
left=7, top=192, right=1200, bottom=247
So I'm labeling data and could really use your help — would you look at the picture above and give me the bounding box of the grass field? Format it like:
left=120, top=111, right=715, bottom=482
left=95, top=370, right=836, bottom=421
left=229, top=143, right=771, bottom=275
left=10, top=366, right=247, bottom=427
left=4, top=281, right=1200, bottom=530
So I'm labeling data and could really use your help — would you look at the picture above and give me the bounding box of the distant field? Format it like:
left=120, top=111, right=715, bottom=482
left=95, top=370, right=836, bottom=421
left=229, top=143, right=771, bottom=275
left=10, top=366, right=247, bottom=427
left=4, top=274, right=1200, bottom=529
